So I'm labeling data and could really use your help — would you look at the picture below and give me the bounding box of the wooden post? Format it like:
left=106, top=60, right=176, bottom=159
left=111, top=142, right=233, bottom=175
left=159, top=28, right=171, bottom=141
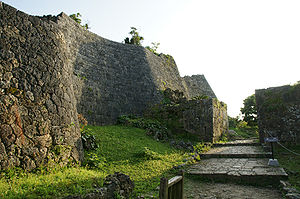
left=159, top=172, right=184, bottom=199
left=159, top=177, right=168, bottom=199
left=180, top=170, right=184, bottom=199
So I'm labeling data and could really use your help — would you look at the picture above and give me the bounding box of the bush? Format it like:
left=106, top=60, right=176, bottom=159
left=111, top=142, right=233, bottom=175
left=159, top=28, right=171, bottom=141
left=81, top=128, right=98, bottom=151
left=117, top=115, right=168, bottom=140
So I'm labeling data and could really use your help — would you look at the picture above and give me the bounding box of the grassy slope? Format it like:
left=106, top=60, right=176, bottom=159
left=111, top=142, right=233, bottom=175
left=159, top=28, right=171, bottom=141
left=275, top=144, right=300, bottom=191
left=0, top=125, right=187, bottom=198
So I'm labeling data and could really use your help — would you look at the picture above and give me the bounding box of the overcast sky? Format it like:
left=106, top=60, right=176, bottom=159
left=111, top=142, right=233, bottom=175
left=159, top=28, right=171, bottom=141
left=2, top=0, right=300, bottom=117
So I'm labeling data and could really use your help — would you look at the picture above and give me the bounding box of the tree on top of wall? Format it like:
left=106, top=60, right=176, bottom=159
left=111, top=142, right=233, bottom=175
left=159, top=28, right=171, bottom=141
left=240, top=94, right=257, bottom=126
left=124, top=27, right=144, bottom=46
left=69, top=13, right=89, bottom=30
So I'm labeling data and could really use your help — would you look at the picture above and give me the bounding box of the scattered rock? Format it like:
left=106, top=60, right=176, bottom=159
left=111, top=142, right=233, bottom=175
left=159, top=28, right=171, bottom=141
left=65, top=172, right=134, bottom=199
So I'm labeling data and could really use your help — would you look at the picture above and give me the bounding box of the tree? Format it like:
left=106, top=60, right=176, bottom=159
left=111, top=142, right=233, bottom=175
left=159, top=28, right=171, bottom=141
left=69, top=13, right=89, bottom=30
left=240, top=94, right=257, bottom=126
left=124, top=27, right=144, bottom=46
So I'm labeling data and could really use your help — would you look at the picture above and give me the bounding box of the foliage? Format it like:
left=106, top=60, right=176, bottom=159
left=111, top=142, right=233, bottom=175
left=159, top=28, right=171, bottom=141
left=0, top=125, right=187, bottom=198
left=124, top=27, right=144, bottom=46
left=228, top=116, right=239, bottom=128
left=137, top=147, right=162, bottom=160
left=145, top=42, right=160, bottom=55
left=193, top=142, right=212, bottom=154
left=275, top=144, right=300, bottom=191
left=81, top=128, right=99, bottom=151
left=192, top=95, right=209, bottom=100
left=117, top=115, right=169, bottom=140
left=229, top=126, right=258, bottom=140
left=240, top=94, right=257, bottom=126
left=84, top=152, right=107, bottom=169
left=228, top=115, right=258, bottom=140
left=69, top=13, right=89, bottom=30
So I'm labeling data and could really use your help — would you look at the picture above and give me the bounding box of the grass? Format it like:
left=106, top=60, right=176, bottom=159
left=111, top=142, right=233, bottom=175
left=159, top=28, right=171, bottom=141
left=229, top=126, right=259, bottom=140
left=275, top=144, right=300, bottom=191
left=0, top=125, right=189, bottom=198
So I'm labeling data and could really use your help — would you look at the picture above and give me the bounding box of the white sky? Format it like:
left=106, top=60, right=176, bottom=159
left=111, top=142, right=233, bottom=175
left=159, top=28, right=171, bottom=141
left=2, top=0, right=300, bottom=117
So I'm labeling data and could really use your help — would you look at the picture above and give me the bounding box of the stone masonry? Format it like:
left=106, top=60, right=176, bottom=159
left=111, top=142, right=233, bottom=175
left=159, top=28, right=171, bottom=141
left=0, top=2, right=225, bottom=170
left=0, top=3, right=83, bottom=170
left=255, top=84, right=300, bottom=144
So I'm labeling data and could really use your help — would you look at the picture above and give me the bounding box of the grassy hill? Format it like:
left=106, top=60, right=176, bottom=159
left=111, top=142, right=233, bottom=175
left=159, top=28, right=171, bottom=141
left=0, top=125, right=188, bottom=198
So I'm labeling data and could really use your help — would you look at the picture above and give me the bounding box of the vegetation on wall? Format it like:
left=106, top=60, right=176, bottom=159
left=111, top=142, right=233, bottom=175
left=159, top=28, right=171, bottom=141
left=69, top=13, right=89, bottom=30
left=124, top=27, right=144, bottom=46
left=145, top=42, right=160, bottom=55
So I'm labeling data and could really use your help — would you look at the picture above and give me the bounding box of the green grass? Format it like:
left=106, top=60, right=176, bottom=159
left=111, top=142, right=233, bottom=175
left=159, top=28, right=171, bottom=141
left=229, top=126, right=258, bottom=140
left=275, top=144, right=300, bottom=191
left=0, top=125, right=188, bottom=198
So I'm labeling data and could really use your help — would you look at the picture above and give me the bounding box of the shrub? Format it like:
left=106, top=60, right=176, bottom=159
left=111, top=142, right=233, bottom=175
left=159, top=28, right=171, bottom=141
left=117, top=115, right=168, bottom=140
left=81, top=128, right=98, bottom=151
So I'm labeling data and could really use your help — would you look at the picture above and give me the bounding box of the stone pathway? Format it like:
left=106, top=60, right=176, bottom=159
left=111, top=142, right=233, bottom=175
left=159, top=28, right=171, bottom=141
left=187, top=139, right=288, bottom=186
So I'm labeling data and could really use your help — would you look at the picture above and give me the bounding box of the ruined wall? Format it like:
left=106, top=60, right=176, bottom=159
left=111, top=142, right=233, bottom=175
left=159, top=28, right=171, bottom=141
left=0, top=3, right=83, bottom=170
left=182, top=98, right=228, bottom=142
left=255, top=84, right=300, bottom=144
left=183, top=75, right=216, bottom=98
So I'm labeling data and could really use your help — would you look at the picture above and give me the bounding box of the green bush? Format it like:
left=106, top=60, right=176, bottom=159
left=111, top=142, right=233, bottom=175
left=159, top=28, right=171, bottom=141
left=81, top=128, right=99, bottom=151
left=117, top=115, right=168, bottom=140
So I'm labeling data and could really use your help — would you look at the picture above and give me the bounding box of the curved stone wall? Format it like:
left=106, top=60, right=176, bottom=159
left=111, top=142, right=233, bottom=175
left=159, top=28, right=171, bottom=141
left=0, top=2, right=220, bottom=169
left=0, top=3, right=83, bottom=170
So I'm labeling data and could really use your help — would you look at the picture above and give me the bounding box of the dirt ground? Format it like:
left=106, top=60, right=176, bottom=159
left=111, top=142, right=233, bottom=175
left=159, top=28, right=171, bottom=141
left=184, top=178, right=283, bottom=199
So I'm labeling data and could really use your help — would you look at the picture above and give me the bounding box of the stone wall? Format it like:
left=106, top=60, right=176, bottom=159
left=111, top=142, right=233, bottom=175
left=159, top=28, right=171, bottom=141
left=0, top=2, right=222, bottom=169
left=183, top=98, right=228, bottom=142
left=0, top=3, right=83, bottom=170
left=146, top=89, right=228, bottom=143
left=183, top=75, right=216, bottom=98
left=51, top=12, right=189, bottom=125
left=255, top=84, right=300, bottom=144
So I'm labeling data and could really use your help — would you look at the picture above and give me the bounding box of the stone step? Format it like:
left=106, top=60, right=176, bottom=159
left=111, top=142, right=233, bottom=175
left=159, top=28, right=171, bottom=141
left=200, top=145, right=272, bottom=159
left=213, top=139, right=260, bottom=147
left=200, top=153, right=272, bottom=159
left=187, top=158, right=288, bottom=186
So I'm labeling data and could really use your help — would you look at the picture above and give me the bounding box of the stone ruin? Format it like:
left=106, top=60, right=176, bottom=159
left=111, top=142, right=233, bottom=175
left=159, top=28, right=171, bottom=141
left=256, top=83, right=300, bottom=144
left=0, top=2, right=228, bottom=170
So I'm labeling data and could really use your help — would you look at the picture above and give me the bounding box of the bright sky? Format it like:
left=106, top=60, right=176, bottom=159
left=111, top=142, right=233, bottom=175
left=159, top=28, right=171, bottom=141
left=2, top=0, right=300, bottom=117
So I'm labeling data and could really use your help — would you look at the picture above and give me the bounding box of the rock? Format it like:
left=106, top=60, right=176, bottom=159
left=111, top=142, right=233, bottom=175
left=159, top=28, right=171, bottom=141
left=64, top=173, right=134, bottom=199
left=286, top=193, right=300, bottom=199
left=104, top=172, right=134, bottom=198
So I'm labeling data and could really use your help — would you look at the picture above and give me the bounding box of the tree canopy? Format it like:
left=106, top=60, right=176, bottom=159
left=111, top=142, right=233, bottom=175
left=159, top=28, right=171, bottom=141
left=240, top=94, right=257, bottom=126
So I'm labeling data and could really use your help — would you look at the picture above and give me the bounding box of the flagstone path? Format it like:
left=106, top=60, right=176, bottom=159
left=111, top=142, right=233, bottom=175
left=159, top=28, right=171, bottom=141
left=184, top=139, right=288, bottom=198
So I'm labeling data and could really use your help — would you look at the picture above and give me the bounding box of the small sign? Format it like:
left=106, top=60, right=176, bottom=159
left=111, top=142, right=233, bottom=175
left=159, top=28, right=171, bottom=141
left=265, top=137, right=278, bottom=143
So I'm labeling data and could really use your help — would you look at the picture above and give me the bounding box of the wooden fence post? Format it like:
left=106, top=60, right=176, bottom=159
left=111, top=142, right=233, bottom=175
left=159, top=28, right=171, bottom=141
left=159, top=177, right=168, bottom=199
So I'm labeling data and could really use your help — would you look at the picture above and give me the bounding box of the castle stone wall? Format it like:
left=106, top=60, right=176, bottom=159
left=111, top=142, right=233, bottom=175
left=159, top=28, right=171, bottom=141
left=53, top=13, right=188, bottom=125
left=182, top=98, right=228, bottom=142
left=256, top=84, right=300, bottom=144
left=0, top=2, right=223, bottom=170
left=0, top=3, right=83, bottom=170
left=183, top=75, right=216, bottom=98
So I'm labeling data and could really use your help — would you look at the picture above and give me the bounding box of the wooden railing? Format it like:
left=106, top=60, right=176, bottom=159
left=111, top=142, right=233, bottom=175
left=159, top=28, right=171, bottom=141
left=159, top=171, right=184, bottom=199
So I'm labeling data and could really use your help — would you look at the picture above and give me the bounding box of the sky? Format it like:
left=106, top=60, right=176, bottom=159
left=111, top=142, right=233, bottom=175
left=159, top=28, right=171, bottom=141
left=2, top=0, right=300, bottom=117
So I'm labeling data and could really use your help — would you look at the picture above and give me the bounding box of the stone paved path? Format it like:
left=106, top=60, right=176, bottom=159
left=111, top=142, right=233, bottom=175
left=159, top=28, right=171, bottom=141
left=187, top=139, right=288, bottom=186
